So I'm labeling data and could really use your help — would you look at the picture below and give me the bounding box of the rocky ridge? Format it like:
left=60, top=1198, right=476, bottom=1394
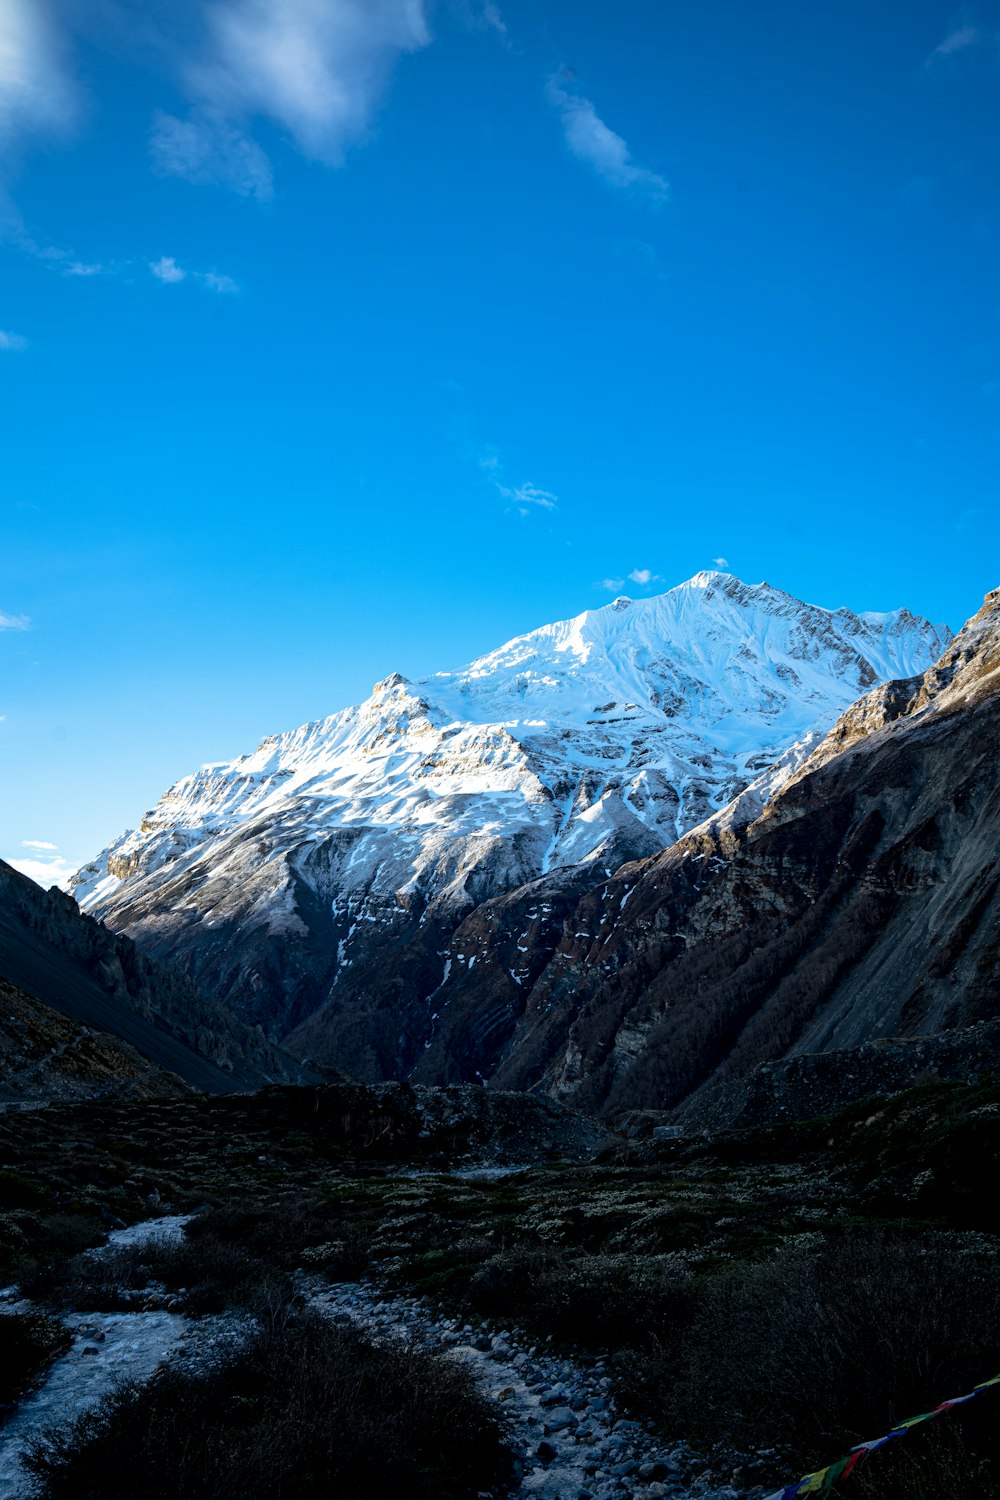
left=72, top=574, right=949, bottom=1082
left=474, top=587, right=1000, bottom=1116
left=0, top=858, right=307, bottom=1096
left=0, top=977, right=189, bottom=1105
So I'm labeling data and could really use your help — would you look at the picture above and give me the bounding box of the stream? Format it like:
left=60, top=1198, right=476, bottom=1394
left=1, top=1214, right=743, bottom=1500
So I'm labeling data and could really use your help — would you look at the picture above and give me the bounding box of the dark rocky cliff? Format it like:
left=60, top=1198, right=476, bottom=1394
left=0, top=859, right=308, bottom=1096
left=459, top=587, right=1000, bottom=1114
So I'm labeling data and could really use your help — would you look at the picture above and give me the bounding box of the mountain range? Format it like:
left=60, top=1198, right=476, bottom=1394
left=71, top=572, right=955, bottom=1090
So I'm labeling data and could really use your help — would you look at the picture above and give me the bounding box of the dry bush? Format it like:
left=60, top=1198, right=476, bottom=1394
left=639, top=1229, right=1000, bottom=1481
left=469, top=1245, right=696, bottom=1349
left=25, top=1311, right=514, bottom=1500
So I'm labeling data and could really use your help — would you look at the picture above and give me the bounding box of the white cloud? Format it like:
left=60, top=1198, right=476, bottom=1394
left=627, top=567, right=660, bottom=586
left=0, top=328, right=27, bottom=351
left=149, top=256, right=239, bottom=293
left=547, top=74, right=668, bottom=207
left=0, top=608, right=30, bottom=629
left=150, top=254, right=186, bottom=283
left=600, top=577, right=625, bottom=592
left=0, top=0, right=77, bottom=148
left=22, top=838, right=57, bottom=850
left=712, top=556, right=729, bottom=568
left=65, top=260, right=105, bottom=277
left=8, top=852, right=77, bottom=890
left=156, top=0, right=431, bottom=195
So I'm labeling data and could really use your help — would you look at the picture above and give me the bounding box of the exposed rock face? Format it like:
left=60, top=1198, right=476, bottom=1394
left=0, top=977, right=190, bottom=1104
left=477, top=588, right=1000, bottom=1115
left=72, top=574, right=948, bottom=1080
left=0, top=860, right=307, bottom=1095
left=662, top=1020, right=1000, bottom=1134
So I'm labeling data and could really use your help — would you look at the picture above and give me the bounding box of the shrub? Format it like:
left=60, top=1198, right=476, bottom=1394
left=25, top=1312, right=515, bottom=1500
left=469, top=1245, right=697, bottom=1349
left=0, top=1170, right=48, bottom=1210
left=641, top=1229, right=1000, bottom=1479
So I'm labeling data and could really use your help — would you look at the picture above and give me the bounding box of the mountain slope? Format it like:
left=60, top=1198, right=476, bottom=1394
left=0, top=975, right=189, bottom=1104
left=477, top=586, right=1000, bottom=1116
left=73, top=573, right=950, bottom=1080
left=0, top=859, right=307, bottom=1095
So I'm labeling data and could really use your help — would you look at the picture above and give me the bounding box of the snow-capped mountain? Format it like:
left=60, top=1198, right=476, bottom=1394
left=73, top=573, right=951, bottom=1076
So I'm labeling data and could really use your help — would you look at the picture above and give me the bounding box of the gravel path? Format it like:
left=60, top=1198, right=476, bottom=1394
left=309, top=1279, right=742, bottom=1500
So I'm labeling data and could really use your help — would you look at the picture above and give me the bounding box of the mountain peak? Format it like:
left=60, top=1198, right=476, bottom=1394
left=72, top=573, right=957, bottom=1082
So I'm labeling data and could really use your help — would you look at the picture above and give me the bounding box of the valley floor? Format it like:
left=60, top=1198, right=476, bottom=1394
left=1, top=1080, right=999, bottom=1498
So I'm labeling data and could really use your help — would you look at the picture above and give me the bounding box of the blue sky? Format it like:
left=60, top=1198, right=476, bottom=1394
left=1, top=0, right=999, bottom=884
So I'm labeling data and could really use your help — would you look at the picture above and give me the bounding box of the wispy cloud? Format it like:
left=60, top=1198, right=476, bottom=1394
left=22, top=838, right=57, bottom=850
left=0, top=608, right=30, bottom=630
left=201, top=269, right=238, bottom=293
left=150, top=255, right=239, bottom=292
left=546, top=72, right=668, bottom=207
left=933, top=23, right=983, bottom=56
left=600, top=577, right=625, bottom=593
left=615, top=237, right=667, bottom=281
left=0, top=329, right=27, bottom=351
left=712, top=555, right=730, bottom=568
left=500, top=480, right=558, bottom=511
left=0, top=0, right=77, bottom=150
left=449, top=1, right=509, bottom=43
left=481, top=454, right=558, bottom=516
left=151, top=109, right=273, bottom=199
left=154, top=0, right=431, bottom=198
left=922, top=16, right=1000, bottom=70
left=479, top=3, right=508, bottom=41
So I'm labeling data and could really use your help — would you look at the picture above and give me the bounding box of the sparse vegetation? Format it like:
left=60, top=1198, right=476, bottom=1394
left=24, top=1313, right=515, bottom=1500
left=4, top=1079, right=1000, bottom=1497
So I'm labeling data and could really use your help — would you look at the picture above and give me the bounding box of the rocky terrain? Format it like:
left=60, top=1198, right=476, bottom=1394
left=0, top=977, right=190, bottom=1105
left=438, top=585, right=1000, bottom=1116
left=72, top=574, right=949, bottom=1083
left=311, top=1280, right=733, bottom=1500
left=668, top=1018, right=1000, bottom=1134
left=0, top=858, right=307, bottom=1098
left=3, top=1075, right=1000, bottom=1498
